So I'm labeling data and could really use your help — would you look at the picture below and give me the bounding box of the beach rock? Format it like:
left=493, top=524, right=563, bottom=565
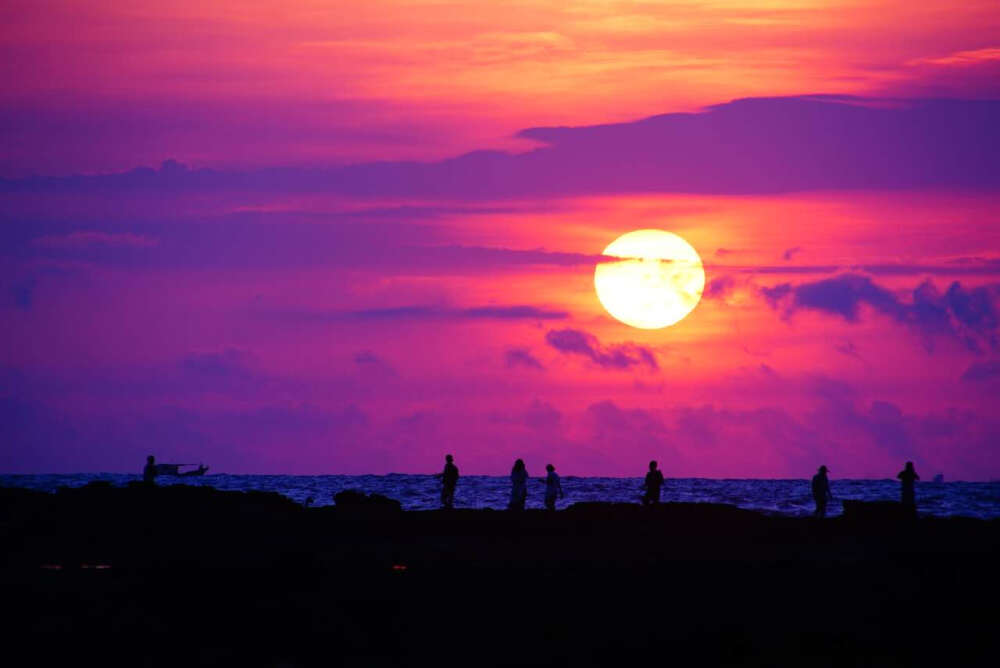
left=334, top=489, right=402, bottom=518
left=842, top=499, right=914, bottom=523
left=564, top=501, right=760, bottom=528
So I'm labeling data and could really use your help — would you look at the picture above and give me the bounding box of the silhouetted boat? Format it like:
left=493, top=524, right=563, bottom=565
left=933, top=473, right=944, bottom=483
left=154, top=463, right=209, bottom=477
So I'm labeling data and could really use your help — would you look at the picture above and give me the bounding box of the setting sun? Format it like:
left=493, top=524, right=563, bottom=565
left=594, top=229, right=706, bottom=329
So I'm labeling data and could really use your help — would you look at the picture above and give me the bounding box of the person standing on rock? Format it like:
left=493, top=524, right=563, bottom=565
left=438, top=454, right=459, bottom=509
left=143, top=455, right=158, bottom=485
left=641, top=460, right=665, bottom=506
left=543, top=464, right=564, bottom=511
left=508, top=459, right=528, bottom=510
left=897, top=461, right=920, bottom=516
left=811, top=465, right=834, bottom=518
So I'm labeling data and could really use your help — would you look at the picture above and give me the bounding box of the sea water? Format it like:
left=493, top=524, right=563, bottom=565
left=3, top=473, right=999, bottom=518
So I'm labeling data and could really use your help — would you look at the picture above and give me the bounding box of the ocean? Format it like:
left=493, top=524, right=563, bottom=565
left=3, top=473, right=998, bottom=518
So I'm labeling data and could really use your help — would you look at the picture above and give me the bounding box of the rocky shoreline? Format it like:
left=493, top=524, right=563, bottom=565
left=4, top=482, right=998, bottom=666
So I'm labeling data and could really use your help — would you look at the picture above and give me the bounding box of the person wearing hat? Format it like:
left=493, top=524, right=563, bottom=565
left=811, top=465, right=834, bottom=518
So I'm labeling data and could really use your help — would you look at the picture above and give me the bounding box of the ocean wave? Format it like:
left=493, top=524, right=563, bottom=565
left=3, top=473, right=999, bottom=519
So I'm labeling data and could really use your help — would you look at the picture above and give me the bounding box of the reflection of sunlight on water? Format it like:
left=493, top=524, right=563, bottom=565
left=3, top=473, right=998, bottom=518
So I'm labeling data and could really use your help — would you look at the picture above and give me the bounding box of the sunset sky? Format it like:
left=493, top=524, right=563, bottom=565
left=3, top=1, right=1000, bottom=478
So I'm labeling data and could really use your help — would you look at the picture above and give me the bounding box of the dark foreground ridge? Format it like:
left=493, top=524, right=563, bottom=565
left=4, top=482, right=998, bottom=666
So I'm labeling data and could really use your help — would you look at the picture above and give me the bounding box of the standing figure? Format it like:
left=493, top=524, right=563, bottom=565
left=897, top=461, right=920, bottom=515
left=811, top=465, right=834, bottom=518
left=439, top=454, right=459, bottom=509
left=143, top=455, right=157, bottom=485
left=641, top=460, right=665, bottom=506
left=543, top=464, right=564, bottom=511
left=508, top=459, right=528, bottom=510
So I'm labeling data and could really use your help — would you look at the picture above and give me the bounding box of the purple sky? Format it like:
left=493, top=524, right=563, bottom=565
left=3, top=3, right=1000, bottom=479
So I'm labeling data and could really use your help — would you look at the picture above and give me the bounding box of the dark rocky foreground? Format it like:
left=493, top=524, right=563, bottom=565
left=3, top=483, right=998, bottom=667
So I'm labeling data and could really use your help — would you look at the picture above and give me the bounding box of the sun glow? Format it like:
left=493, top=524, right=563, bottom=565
left=594, top=229, right=705, bottom=329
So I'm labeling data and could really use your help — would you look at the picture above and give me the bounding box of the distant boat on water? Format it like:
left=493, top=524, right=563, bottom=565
left=932, top=473, right=944, bottom=483
left=155, top=463, right=209, bottom=477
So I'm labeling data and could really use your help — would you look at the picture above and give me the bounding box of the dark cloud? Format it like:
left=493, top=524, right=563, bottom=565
left=3, top=263, right=82, bottom=312
left=582, top=400, right=684, bottom=470
left=586, top=400, right=666, bottom=439
left=179, top=349, right=254, bottom=378
left=833, top=340, right=864, bottom=362
left=10, top=278, right=35, bottom=310
left=759, top=282, right=793, bottom=308
left=5, top=359, right=1000, bottom=478
left=351, top=350, right=397, bottom=378
left=890, top=48, right=1000, bottom=99
left=334, top=305, right=568, bottom=322
left=794, top=274, right=903, bottom=322
left=762, top=274, right=1000, bottom=351
left=460, top=306, right=568, bottom=320
left=2, top=207, right=605, bottom=275
left=782, top=247, right=802, bottom=261
left=864, top=401, right=913, bottom=460
left=416, top=245, right=607, bottom=268
left=524, top=399, right=561, bottom=430
left=353, top=351, right=381, bottom=365
left=859, top=262, right=1000, bottom=277
left=173, top=350, right=276, bottom=399
left=960, top=360, right=1000, bottom=382
left=704, top=275, right=736, bottom=300
left=664, top=374, right=935, bottom=473
left=545, top=329, right=657, bottom=371
left=32, top=231, right=158, bottom=249
left=268, top=304, right=568, bottom=325
left=504, top=347, right=544, bottom=370
left=5, top=97, right=998, bottom=196
left=710, top=259, right=1000, bottom=278
left=725, top=264, right=840, bottom=276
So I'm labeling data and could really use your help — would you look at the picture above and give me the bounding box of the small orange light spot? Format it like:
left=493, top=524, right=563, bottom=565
left=392, top=564, right=408, bottom=572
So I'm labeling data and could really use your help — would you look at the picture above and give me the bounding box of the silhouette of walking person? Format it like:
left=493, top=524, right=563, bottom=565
left=437, top=454, right=459, bottom=509
left=811, top=465, right=834, bottom=518
left=641, top=460, right=664, bottom=506
left=543, top=464, right=564, bottom=511
left=508, top=459, right=528, bottom=510
left=143, top=455, right=157, bottom=485
left=897, top=461, right=920, bottom=516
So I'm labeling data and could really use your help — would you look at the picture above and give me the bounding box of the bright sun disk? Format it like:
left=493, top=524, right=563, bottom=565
left=594, top=229, right=705, bottom=329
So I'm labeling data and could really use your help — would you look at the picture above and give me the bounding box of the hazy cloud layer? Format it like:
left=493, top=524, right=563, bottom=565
left=279, top=305, right=568, bottom=324
left=4, top=97, right=998, bottom=197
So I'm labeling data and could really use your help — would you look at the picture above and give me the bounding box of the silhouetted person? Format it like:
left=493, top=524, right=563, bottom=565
left=642, top=460, right=664, bottom=506
left=508, top=459, right=528, bottom=510
left=143, top=455, right=157, bottom=485
left=543, top=464, right=564, bottom=511
left=811, top=465, right=834, bottom=518
left=438, top=454, right=459, bottom=509
left=898, top=461, right=920, bottom=515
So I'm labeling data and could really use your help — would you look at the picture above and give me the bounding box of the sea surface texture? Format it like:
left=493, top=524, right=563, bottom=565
left=3, top=473, right=998, bottom=518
